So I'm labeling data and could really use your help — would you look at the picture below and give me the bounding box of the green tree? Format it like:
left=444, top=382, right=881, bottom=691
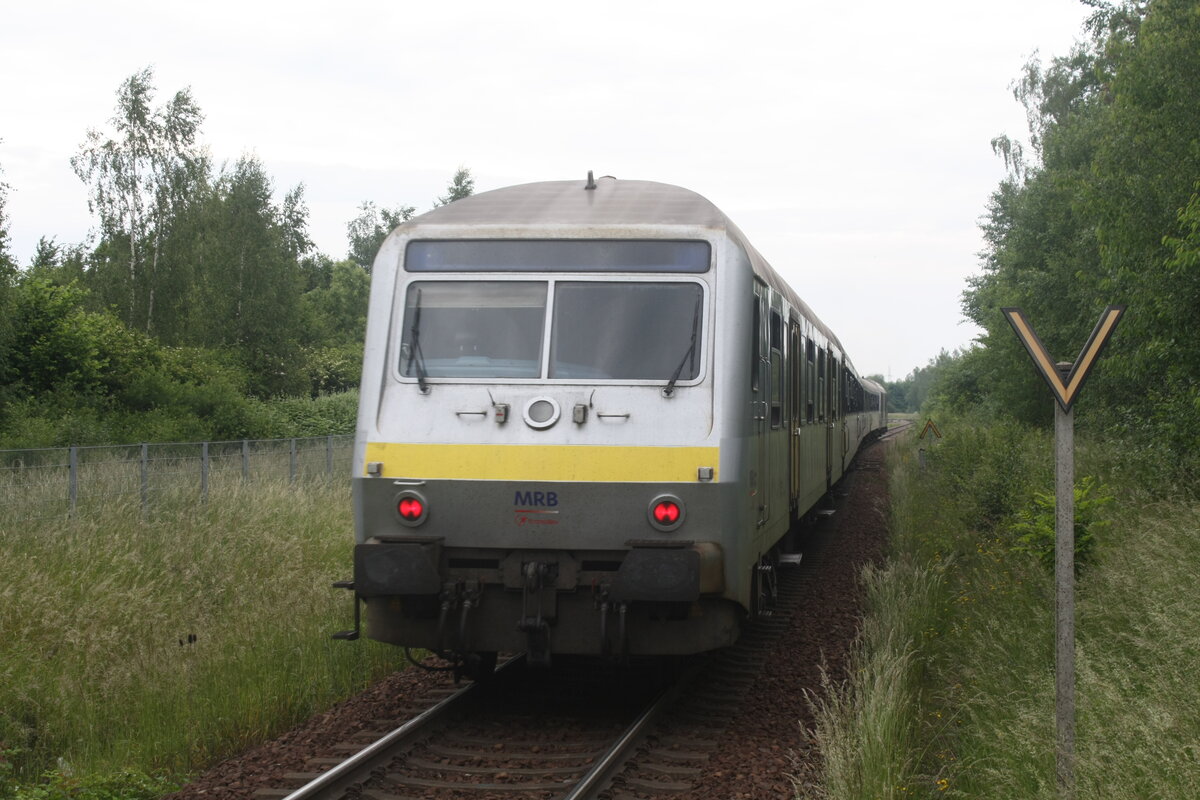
left=0, top=150, right=14, bottom=284
left=346, top=201, right=415, bottom=270
left=0, top=153, right=16, bottom=415
left=71, top=67, right=207, bottom=334
left=434, top=165, right=475, bottom=207
left=28, top=236, right=60, bottom=272
left=302, top=258, right=370, bottom=345
left=950, top=0, right=1200, bottom=473
left=183, top=156, right=307, bottom=396
left=296, top=256, right=370, bottom=396
left=3, top=278, right=155, bottom=399
left=1087, top=0, right=1200, bottom=407
left=348, top=167, right=475, bottom=271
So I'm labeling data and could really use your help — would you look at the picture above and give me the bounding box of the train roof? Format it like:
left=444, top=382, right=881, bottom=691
left=406, top=176, right=725, bottom=228
left=860, top=376, right=886, bottom=395
left=397, top=176, right=847, bottom=359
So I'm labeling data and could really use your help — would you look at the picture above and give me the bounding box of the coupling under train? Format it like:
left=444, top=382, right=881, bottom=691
left=340, top=175, right=886, bottom=672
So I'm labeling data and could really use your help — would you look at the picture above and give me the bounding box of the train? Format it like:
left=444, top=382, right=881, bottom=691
left=339, top=175, right=886, bottom=676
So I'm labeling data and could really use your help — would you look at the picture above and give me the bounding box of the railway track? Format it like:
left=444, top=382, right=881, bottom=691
left=257, top=553, right=823, bottom=800
left=880, top=417, right=914, bottom=441
left=260, top=653, right=676, bottom=800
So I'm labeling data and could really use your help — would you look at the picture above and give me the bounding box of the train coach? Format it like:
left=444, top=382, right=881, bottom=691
left=341, top=175, right=886, bottom=674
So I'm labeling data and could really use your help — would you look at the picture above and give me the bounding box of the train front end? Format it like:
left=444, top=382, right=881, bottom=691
left=348, top=180, right=743, bottom=666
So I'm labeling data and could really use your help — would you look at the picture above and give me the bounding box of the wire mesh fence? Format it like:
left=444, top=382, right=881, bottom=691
left=0, top=435, right=355, bottom=523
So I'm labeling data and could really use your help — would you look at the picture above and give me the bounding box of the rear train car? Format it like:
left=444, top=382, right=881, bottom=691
left=346, top=176, right=885, bottom=668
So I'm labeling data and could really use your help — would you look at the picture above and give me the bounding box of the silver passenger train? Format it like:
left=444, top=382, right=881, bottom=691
left=344, top=175, right=886, bottom=672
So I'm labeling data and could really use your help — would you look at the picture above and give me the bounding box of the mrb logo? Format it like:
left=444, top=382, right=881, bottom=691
left=514, top=490, right=558, bottom=507
left=513, top=490, right=559, bottom=526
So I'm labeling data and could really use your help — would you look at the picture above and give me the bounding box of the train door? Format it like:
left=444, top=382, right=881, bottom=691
left=819, top=347, right=831, bottom=491
left=751, top=286, right=769, bottom=528
left=840, top=357, right=850, bottom=471
left=832, top=356, right=844, bottom=474
left=767, top=301, right=786, bottom=525
left=831, top=353, right=842, bottom=479
left=789, top=322, right=802, bottom=510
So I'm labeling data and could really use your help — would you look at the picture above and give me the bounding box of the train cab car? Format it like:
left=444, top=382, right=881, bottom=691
left=347, top=176, right=884, bottom=668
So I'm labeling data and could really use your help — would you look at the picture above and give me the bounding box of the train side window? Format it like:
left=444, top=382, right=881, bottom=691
left=769, top=309, right=783, bottom=428
left=831, top=359, right=840, bottom=421
left=790, top=326, right=802, bottom=426
left=750, top=298, right=761, bottom=393
left=817, top=347, right=826, bottom=421
left=805, top=338, right=815, bottom=424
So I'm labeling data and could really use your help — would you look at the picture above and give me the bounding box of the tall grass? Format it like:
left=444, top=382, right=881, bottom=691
left=0, top=474, right=401, bottom=789
left=806, top=555, right=944, bottom=799
left=806, top=415, right=1200, bottom=798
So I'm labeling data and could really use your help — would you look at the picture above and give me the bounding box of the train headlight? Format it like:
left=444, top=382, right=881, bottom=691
left=394, top=490, right=429, bottom=527
left=648, top=494, right=685, bottom=532
left=523, top=396, right=561, bottom=430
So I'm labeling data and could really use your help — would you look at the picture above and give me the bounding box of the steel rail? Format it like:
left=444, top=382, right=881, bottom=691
left=280, top=657, right=521, bottom=800
left=560, top=661, right=698, bottom=800
left=879, top=419, right=913, bottom=441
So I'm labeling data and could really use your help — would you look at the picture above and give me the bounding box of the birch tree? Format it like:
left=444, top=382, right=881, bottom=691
left=0, top=149, right=13, bottom=284
left=71, top=67, right=206, bottom=333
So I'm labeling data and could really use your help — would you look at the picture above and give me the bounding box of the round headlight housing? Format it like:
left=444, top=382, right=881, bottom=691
left=523, top=396, right=561, bottom=429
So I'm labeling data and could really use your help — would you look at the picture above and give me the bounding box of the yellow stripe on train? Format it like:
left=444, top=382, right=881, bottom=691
left=363, top=443, right=720, bottom=483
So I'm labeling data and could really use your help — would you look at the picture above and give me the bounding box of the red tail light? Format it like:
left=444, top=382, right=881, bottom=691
left=647, top=494, right=685, bottom=531
left=398, top=497, right=424, bottom=520
left=394, top=491, right=428, bottom=526
left=653, top=500, right=681, bottom=525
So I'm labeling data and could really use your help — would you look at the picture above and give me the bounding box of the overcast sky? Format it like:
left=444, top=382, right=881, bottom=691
left=2, top=0, right=1093, bottom=379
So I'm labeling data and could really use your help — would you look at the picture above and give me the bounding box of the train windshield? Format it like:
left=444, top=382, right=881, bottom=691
left=550, top=282, right=702, bottom=380
left=400, top=282, right=547, bottom=379
left=399, top=280, right=704, bottom=382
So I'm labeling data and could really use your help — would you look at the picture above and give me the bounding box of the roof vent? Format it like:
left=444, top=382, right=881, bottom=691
left=585, top=170, right=597, bottom=190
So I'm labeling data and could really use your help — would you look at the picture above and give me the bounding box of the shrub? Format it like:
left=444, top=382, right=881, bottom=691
left=1010, top=475, right=1114, bottom=573
left=301, top=344, right=363, bottom=397
left=0, top=762, right=176, bottom=800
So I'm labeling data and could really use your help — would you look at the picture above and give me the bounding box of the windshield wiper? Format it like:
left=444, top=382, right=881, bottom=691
left=406, top=289, right=430, bottom=393
left=663, top=293, right=702, bottom=398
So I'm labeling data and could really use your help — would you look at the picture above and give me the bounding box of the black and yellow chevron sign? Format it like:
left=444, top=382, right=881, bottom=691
left=1002, top=305, right=1126, bottom=412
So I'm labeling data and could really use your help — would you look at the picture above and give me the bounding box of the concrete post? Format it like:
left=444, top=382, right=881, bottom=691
left=1055, top=364, right=1076, bottom=798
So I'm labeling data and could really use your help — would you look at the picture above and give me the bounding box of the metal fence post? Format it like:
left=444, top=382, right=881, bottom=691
left=201, top=442, right=210, bottom=504
left=4, top=434, right=354, bottom=523
left=69, top=446, right=78, bottom=517
left=140, top=443, right=149, bottom=511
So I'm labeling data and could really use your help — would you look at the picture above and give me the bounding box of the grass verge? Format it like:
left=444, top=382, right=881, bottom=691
left=0, top=477, right=401, bottom=797
left=805, top=414, right=1200, bottom=798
